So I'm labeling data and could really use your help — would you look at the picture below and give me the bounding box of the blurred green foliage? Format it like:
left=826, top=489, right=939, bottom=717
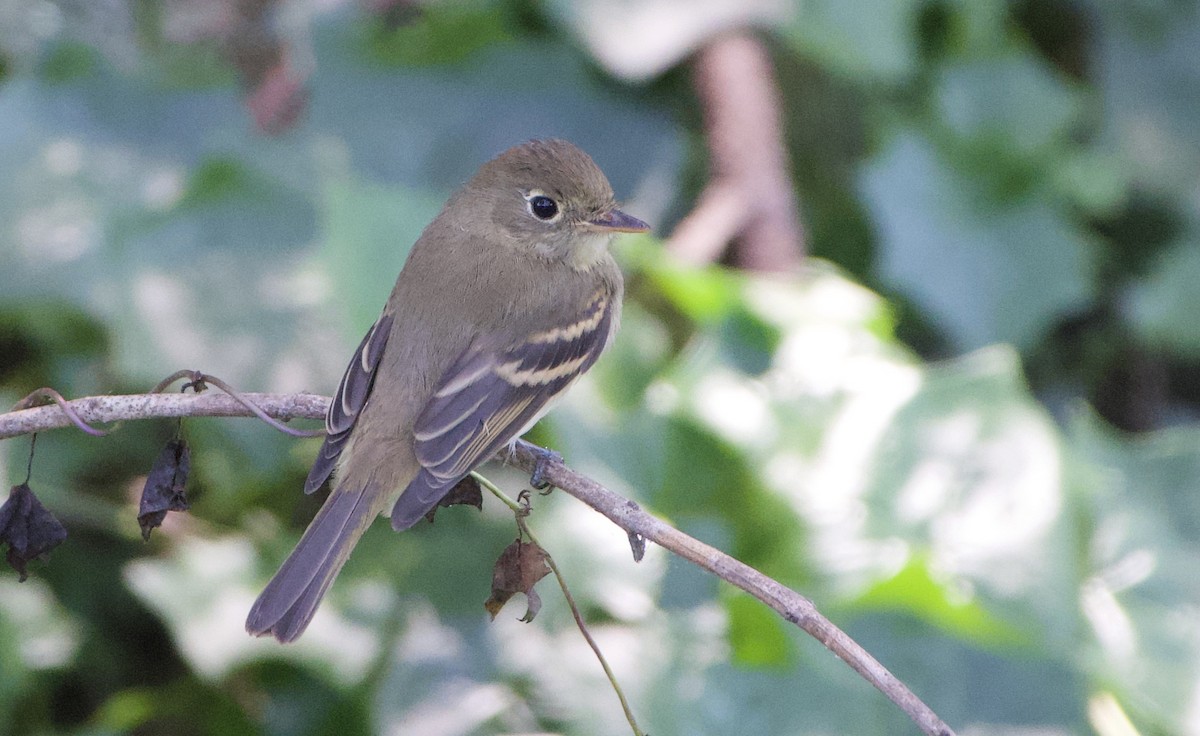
left=2, top=0, right=1200, bottom=734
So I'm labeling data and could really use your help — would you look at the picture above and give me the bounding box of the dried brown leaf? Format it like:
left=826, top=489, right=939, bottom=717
left=484, top=539, right=551, bottom=622
left=138, top=438, right=191, bottom=541
left=0, top=483, right=68, bottom=581
left=424, top=475, right=484, bottom=523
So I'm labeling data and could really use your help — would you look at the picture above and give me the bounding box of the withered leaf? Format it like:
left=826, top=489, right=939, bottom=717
left=423, top=475, right=483, bottom=523
left=138, top=438, right=191, bottom=541
left=484, top=539, right=551, bottom=622
left=0, top=483, right=68, bottom=582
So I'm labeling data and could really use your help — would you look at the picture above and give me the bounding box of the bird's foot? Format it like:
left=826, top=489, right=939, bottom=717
left=526, top=444, right=562, bottom=492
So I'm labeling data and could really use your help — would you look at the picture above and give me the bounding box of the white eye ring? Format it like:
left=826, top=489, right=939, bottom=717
left=524, top=189, right=561, bottom=222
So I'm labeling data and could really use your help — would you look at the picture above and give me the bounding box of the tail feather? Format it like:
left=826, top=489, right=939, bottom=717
left=246, top=484, right=377, bottom=642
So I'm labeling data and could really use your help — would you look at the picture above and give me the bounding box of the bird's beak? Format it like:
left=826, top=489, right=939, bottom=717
left=584, top=208, right=650, bottom=233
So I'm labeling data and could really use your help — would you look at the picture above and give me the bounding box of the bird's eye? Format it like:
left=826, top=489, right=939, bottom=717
left=528, top=195, right=559, bottom=221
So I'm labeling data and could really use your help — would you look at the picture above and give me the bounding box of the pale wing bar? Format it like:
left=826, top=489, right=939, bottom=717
left=395, top=291, right=613, bottom=525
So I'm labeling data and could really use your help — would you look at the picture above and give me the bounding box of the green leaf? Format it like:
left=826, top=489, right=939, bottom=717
left=39, top=41, right=100, bottom=83
left=124, top=536, right=380, bottom=683
left=643, top=258, right=742, bottom=325
left=785, top=0, right=923, bottom=83
left=588, top=301, right=675, bottom=410
left=861, top=130, right=1095, bottom=350
left=0, top=577, right=80, bottom=726
left=1092, top=3, right=1200, bottom=198
left=934, top=52, right=1084, bottom=156
left=852, top=556, right=1026, bottom=647
left=94, top=680, right=270, bottom=735
left=1067, top=410, right=1200, bottom=732
left=361, top=3, right=513, bottom=67
left=859, top=347, right=1079, bottom=627
left=725, top=594, right=792, bottom=667
left=318, top=176, right=442, bottom=333
left=1126, top=237, right=1200, bottom=357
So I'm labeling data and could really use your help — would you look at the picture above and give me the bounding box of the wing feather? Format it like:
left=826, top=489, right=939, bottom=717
left=303, top=313, right=394, bottom=494
left=391, top=289, right=614, bottom=527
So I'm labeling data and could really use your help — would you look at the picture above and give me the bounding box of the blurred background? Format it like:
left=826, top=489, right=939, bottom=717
left=1, top=0, right=1199, bottom=734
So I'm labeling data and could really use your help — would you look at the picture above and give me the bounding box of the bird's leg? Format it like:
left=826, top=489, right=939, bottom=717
left=519, top=440, right=562, bottom=492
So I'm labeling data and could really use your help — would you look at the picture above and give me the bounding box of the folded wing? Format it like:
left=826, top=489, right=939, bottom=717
left=390, top=290, right=615, bottom=529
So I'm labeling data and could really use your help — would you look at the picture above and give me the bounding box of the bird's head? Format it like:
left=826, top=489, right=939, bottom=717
left=468, top=139, right=649, bottom=269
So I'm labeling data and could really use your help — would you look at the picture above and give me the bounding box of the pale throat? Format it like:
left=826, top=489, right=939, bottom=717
left=564, top=232, right=614, bottom=270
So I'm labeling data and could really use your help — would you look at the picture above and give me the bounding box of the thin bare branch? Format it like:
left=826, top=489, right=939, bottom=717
left=0, top=391, right=327, bottom=440
left=0, top=390, right=955, bottom=736
left=506, top=441, right=956, bottom=736
left=666, top=180, right=749, bottom=265
left=668, top=31, right=805, bottom=271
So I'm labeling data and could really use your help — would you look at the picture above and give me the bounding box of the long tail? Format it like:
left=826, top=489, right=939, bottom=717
left=246, top=483, right=379, bottom=643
